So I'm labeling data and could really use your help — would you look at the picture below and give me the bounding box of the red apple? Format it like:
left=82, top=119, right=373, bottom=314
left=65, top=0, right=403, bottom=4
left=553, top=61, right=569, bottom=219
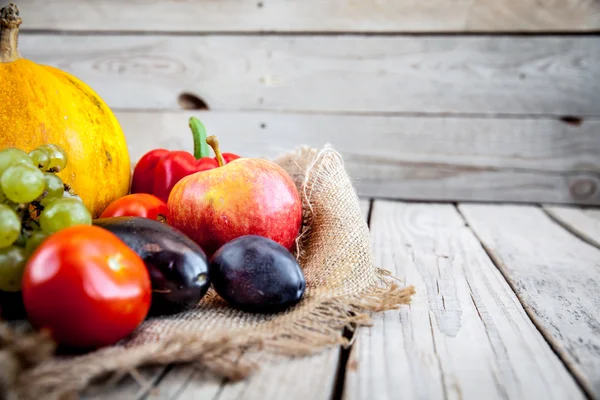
left=167, top=136, right=302, bottom=257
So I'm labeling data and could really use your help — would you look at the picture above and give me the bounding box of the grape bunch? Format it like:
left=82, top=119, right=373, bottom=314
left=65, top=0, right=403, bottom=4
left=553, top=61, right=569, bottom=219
left=0, top=145, right=92, bottom=292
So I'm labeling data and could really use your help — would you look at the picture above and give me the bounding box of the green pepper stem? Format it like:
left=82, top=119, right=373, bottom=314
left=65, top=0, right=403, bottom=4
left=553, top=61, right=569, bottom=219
left=206, top=136, right=225, bottom=167
left=189, top=117, right=210, bottom=159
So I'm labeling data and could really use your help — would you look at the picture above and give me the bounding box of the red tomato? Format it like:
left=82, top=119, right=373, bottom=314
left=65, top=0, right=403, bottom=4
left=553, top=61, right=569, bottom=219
left=22, top=225, right=151, bottom=349
left=99, top=193, right=168, bottom=221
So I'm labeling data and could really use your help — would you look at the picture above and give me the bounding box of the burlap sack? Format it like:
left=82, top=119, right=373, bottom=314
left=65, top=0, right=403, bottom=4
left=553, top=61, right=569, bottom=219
left=5, top=147, right=414, bottom=399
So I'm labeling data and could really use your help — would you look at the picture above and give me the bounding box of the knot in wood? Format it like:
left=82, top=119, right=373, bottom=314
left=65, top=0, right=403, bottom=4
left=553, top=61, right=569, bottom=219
left=569, top=177, right=598, bottom=200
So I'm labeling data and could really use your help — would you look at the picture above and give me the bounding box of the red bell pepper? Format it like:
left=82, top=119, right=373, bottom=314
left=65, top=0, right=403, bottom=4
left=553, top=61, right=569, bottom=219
left=131, top=117, right=240, bottom=202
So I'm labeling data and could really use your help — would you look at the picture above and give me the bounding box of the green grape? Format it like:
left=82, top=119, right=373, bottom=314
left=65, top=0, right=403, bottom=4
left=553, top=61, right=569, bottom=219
left=29, top=147, right=51, bottom=170
left=62, top=190, right=82, bottom=202
left=0, top=148, right=34, bottom=176
left=0, top=246, right=27, bottom=292
left=0, top=186, right=6, bottom=203
left=39, top=198, right=92, bottom=234
left=0, top=204, right=21, bottom=248
left=43, top=172, right=65, bottom=200
left=39, top=144, right=68, bottom=172
left=0, top=163, right=45, bottom=203
left=25, top=231, right=48, bottom=255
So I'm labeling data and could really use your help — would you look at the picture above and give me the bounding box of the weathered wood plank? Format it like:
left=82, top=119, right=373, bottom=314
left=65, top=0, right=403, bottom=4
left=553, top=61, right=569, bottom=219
left=18, top=0, right=600, bottom=32
left=146, top=366, right=221, bottom=400
left=543, top=206, right=600, bottom=248
left=215, top=352, right=339, bottom=400
left=19, top=34, right=600, bottom=116
left=458, top=204, right=600, bottom=398
left=145, top=199, right=371, bottom=399
left=148, top=351, right=340, bottom=400
left=344, top=201, right=584, bottom=400
left=359, top=199, right=371, bottom=221
left=81, top=366, right=165, bottom=400
left=360, top=199, right=373, bottom=222
left=144, top=341, right=341, bottom=397
left=117, top=111, right=600, bottom=205
left=468, top=0, right=600, bottom=32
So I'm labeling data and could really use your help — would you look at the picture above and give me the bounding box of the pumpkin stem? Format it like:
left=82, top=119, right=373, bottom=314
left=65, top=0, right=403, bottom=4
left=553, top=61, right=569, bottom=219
left=0, top=3, right=22, bottom=62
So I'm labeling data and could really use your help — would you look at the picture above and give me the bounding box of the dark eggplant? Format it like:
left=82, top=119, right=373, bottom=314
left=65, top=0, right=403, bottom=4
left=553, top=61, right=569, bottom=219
left=94, top=216, right=209, bottom=315
left=0, top=290, right=27, bottom=320
left=210, top=235, right=306, bottom=313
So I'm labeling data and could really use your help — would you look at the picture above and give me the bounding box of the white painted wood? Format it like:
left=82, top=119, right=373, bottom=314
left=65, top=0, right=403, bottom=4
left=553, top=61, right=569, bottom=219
left=543, top=206, right=600, bottom=248
left=119, top=111, right=600, bottom=174
left=81, top=366, right=165, bottom=400
left=18, top=0, right=600, bottom=32
left=459, top=204, right=600, bottom=398
left=467, top=0, right=600, bottom=32
left=19, top=34, right=600, bottom=116
left=146, top=367, right=221, bottom=400
left=344, top=201, right=584, bottom=400
left=116, top=111, right=600, bottom=204
left=359, top=199, right=371, bottom=220
left=354, top=167, right=600, bottom=205
left=214, top=351, right=339, bottom=400
left=149, top=351, right=339, bottom=400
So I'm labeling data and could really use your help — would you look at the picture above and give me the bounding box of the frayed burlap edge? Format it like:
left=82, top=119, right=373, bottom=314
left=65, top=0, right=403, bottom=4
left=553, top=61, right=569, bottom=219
left=14, top=281, right=414, bottom=399
left=7, top=147, right=415, bottom=400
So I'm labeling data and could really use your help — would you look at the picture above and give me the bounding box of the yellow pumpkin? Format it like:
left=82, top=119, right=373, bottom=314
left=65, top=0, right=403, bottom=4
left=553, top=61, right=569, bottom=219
left=0, top=3, right=130, bottom=217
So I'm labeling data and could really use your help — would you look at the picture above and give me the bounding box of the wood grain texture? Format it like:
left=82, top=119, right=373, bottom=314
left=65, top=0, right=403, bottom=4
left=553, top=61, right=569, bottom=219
left=459, top=204, right=600, bottom=398
left=142, top=199, right=371, bottom=399
left=81, top=367, right=165, bottom=400
left=344, top=201, right=584, bottom=400
left=19, top=34, right=600, bottom=116
left=18, top=0, right=600, bottom=32
left=468, top=0, right=600, bottom=32
left=116, top=111, right=600, bottom=204
left=146, top=367, right=221, bottom=400
left=151, top=351, right=340, bottom=400
left=543, top=206, right=600, bottom=248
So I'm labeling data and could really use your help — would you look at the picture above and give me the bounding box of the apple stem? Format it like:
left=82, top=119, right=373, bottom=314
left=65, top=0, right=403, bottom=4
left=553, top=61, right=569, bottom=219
left=189, top=117, right=210, bottom=159
left=206, top=136, right=225, bottom=167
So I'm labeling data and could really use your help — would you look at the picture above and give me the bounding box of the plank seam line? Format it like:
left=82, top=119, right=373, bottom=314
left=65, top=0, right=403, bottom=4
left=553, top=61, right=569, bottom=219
left=454, top=204, right=595, bottom=400
left=138, top=366, right=170, bottom=400
left=541, top=207, right=600, bottom=251
left=466, top=289, right=510, bottom=399
left=428, top=312, right=448, bottom=400
left=111, top=109, right=600, bottom=120
left=19, top=29, right=600, bottom=36
left=331, top=328, right=354, bottom=400
left=211, top=377, right=229, bottom=400
left=331, top=198, right=374, bottom=400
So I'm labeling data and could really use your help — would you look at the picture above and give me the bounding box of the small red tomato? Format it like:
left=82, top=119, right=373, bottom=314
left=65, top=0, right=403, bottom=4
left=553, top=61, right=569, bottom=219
left=22, top=225, right=151, bottom=349
left=99, top=193, right=168, bottom=221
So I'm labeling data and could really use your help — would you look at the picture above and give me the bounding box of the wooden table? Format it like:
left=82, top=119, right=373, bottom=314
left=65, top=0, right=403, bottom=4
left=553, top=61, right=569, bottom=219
left=84, top=199, right=600, bottom=400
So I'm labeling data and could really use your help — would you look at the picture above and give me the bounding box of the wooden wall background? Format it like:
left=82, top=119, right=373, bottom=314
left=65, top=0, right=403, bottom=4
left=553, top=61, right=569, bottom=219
left=16, top=0, right=600, bottom=205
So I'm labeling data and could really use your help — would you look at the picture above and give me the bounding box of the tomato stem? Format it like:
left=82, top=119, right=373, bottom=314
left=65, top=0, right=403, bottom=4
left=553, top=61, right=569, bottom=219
left=188, top=117, right=210, bottom=159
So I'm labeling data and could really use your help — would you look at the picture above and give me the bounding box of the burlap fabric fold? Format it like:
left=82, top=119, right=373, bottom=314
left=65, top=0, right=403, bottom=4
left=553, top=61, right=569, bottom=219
left=3, top=147, right=414, bottom=399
